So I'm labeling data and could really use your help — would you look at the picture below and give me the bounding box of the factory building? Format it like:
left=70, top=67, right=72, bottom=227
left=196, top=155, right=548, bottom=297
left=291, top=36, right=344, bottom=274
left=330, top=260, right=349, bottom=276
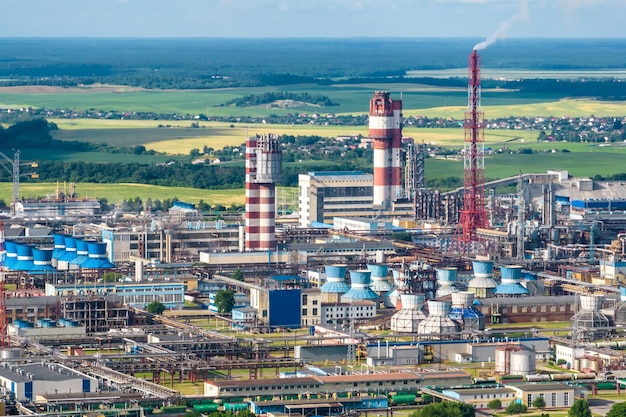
left=245, top=134, right=282, bottom=250
left=298, top=171, right=373, bottom=227
left=0, top=362, right=98, bottom=401
left=102, top=221, right=242, bottom=263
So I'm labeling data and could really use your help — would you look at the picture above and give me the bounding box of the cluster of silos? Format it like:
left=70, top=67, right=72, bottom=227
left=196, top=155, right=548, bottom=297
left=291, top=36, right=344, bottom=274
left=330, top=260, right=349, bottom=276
left=435, top=267, right=458, bottom=298
left=468, top=260, right=497, bottom=298
left=449, top=291, right=485, bottom=331
left=390, top=293, right=427, bottom=333
left=417, top=300, right=460, bottom=339
left=571, top=294, right=611, bottom=342
left=341, top=270, right=379, bottom=303
left=495, top=344, right=536, bottom=376
left=494, top=265, right=529, bottom=297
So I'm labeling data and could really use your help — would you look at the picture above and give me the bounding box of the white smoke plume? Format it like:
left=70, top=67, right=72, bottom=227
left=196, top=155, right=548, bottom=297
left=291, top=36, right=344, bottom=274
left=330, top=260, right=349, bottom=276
left=473, top=0, right=529, bottom=51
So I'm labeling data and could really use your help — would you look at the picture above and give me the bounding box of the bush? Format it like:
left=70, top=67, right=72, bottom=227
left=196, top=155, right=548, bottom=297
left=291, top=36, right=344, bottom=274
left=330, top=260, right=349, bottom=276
left=505, top=402, right=527, bottom=415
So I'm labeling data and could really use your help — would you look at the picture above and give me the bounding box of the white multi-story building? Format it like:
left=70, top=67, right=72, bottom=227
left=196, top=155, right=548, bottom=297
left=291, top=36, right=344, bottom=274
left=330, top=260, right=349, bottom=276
left=320, top=301, right=376, bottom=325
left=298, top=171, right=373, bottom=228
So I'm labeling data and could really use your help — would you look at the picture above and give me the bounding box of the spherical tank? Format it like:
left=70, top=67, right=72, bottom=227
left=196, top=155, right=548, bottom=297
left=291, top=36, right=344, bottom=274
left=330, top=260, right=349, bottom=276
left=509, top=350, right=536, bottom=376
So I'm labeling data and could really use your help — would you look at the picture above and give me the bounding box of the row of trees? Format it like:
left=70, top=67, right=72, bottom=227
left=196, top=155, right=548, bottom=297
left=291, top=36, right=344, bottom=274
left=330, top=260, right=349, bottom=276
left=220, top=92, right=338, bottom=107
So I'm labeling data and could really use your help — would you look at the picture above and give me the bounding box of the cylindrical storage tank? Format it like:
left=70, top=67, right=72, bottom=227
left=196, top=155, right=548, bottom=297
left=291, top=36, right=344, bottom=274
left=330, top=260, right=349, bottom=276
left=580, top=294, right=604, bottom=311
left=436, top=267, right=457, bottom=283
left=494, top=346, right=508, bottom=374
left=400, top=293, right=425, bottom=310
left=510, top=350, right=536, bottom=376
left=580, top=358, right=600, bottom=372
left=0, top=347, right=24, bottom=359
left=500, top=265, right=523, bottom=284
left=32, top=248, right=54, bottom=271
left=472, top=260, right=493, bottom=278
left=427, top=300, right=451, bottom=317
left=451, top=291, right=475, bottom=307
left=4, top=241, right=17, bottom=269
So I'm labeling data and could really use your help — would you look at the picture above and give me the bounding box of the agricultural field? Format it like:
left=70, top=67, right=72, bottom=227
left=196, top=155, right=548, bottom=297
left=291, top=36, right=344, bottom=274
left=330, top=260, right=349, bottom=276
left=0, top=182, right=246, bottom=206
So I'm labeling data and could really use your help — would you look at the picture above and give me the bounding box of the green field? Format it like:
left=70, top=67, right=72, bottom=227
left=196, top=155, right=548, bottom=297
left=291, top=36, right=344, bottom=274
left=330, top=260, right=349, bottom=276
left=3, top=182, right=246, bottom=206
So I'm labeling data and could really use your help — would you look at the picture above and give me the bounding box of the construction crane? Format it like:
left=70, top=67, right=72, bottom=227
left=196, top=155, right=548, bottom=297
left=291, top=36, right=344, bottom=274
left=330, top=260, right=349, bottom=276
left=0, top=150, right=38, bottom=217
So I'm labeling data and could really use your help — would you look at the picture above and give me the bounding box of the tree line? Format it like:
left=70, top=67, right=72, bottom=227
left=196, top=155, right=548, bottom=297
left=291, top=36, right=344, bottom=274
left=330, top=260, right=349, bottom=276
left=219, top=92, right=338, bottom=108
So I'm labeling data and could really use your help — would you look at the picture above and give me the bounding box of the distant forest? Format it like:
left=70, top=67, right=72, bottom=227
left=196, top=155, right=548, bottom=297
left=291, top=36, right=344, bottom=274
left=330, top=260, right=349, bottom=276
left=0, top=38, right=625, bottom=96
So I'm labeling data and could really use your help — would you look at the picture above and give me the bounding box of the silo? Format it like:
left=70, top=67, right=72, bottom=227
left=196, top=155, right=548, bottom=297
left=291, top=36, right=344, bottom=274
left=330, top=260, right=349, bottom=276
left=494, top=344, right=523, bottom=374
left=510, top=350, right=536, bottom=376
left=417, top=300, right=460, bottom=340
left=571, top=294, right=611, bottom=342
left=495, top=265, right=529, bottom=297
left=468, top=260, right=497, bottom=298
left=341, top=270, right=379, bottom=303
left=320, top=265, right=350, bottom=303
left=449, top=291, right=485, bottom=331
left=390, top=293, right=427, bottom=333
left=435, top=267, right=458, bottom=298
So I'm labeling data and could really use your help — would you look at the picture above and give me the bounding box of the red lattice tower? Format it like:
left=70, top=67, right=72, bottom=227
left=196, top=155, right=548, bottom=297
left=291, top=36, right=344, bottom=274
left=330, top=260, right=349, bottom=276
left=0, top=221, right=7, bottom=347
left=450, top=50, right=490, bottom=253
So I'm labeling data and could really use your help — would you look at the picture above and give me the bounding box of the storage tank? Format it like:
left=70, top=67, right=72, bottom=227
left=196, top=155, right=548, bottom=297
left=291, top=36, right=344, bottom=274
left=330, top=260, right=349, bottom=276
left=510, top=350, right=536, bottom=376
left=0, top=347, right=24, bottom=360
left=495, top=344, right=523, bottom=374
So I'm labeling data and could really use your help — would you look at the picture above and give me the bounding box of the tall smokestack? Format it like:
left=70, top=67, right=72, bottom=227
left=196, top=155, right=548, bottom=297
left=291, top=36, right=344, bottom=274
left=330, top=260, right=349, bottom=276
left=369, top=91, right=402, bottom=209
left=245, top=134, right=282, bottom=251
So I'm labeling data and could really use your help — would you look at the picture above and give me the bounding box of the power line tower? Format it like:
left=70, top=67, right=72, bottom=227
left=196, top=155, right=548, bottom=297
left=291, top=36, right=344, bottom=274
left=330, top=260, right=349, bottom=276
left=0, top=150, right=38, bottom=217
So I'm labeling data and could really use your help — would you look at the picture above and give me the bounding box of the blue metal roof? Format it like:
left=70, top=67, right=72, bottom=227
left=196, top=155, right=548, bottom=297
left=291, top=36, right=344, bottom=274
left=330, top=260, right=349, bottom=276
left=81, top=258, right=115, bottom=269
left=494, top=283, right=530, bottom=296
left=449, top=307, right=484, bottom=320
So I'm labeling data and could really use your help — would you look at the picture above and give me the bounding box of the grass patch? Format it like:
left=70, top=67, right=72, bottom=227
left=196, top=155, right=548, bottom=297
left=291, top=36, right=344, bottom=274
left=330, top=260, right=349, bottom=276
left=2, top=182, right=245, bottom=206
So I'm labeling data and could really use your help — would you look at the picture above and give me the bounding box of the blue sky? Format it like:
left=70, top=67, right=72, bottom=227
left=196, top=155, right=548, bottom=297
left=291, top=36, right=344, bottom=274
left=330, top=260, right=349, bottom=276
left=1, top=0, right=624, bottom=38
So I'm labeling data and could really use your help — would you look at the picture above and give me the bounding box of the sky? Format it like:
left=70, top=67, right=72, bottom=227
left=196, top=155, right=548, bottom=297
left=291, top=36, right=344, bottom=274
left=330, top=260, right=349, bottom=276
left=0, top=0, right=624, bottom=39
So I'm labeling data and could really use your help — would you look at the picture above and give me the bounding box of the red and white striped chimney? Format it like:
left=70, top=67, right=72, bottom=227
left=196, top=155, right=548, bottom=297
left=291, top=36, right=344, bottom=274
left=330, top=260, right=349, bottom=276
left=369, top=91, right=402, bottom=209
left=245, top=134, right=282, bottom=251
